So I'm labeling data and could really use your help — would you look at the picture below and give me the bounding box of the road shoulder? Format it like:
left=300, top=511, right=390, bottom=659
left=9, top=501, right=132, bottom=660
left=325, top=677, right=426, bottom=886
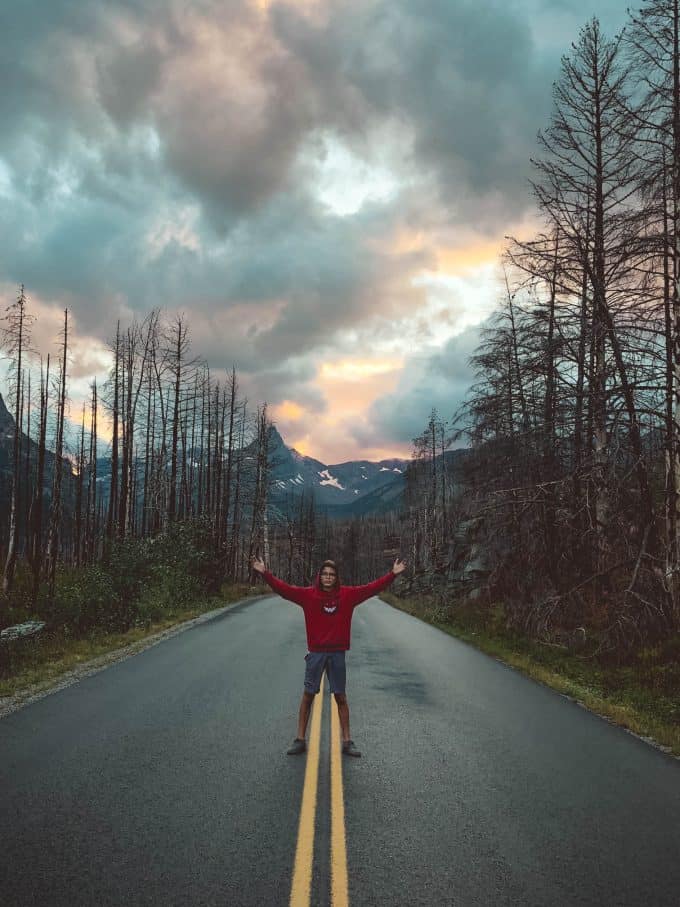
left=0, top=594, right=268, bottom=720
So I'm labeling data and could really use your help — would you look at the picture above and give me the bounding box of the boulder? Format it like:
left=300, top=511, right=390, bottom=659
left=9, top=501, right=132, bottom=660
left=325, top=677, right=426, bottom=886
left=1, top=620, right=45, bottom=641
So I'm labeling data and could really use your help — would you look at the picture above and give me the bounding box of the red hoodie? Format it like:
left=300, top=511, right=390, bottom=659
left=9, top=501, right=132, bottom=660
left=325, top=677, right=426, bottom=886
left=262, top=568, right=395, bottom=651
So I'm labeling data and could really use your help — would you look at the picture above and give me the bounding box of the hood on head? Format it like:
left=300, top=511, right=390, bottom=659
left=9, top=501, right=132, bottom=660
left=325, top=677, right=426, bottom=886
left=316, top=559, right=340, bottom=592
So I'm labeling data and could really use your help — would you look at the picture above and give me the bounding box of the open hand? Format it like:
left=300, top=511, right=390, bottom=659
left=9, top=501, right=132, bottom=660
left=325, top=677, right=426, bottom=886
left=392, top=558, right=407, bottom=576
left=250, top=556, right=266, bottom=574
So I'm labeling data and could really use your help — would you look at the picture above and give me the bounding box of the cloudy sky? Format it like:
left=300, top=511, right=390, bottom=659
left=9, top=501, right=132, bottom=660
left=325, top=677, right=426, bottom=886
left=0, top=0, right=628, bottom=463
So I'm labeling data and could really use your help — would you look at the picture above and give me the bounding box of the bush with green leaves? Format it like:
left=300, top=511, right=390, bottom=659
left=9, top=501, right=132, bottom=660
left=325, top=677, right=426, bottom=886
left=32, top=518, right=223, bottom=636
left=105, top=539, right=155, bottom=609
left=43, top=566, right=126, bottom=635
left=143, top=519, right=222, bottom=590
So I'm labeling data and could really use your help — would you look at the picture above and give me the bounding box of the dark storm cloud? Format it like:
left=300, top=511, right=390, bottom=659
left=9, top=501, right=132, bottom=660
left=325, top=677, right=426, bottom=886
left=97, top=40, right=166, bottom=127
left=271, top=0, right=551, bottom=230
left=0, top=0, right=569, bottom=229
left=0, top=0, right=630, bottom=225
left=1, top=154, right=423, bottom=372
left=0, top=0, right=631, bottom=430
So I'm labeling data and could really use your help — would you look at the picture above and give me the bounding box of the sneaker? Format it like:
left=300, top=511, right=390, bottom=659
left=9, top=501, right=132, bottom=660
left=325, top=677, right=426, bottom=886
left=342, top=739, right=361, bottom=758
left=287, top=738, right=306, bottom=755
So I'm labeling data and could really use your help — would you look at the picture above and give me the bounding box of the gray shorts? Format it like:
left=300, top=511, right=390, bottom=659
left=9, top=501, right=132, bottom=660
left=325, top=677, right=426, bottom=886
left=304, top=651, right=346, bottom=694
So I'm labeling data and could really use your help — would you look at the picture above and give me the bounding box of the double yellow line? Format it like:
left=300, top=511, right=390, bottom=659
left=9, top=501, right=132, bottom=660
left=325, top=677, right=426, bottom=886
left=289, top=674, right=349, bottom=907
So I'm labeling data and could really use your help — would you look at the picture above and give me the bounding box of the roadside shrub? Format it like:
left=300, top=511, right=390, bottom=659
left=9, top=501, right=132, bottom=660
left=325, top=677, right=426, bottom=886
left=8, top=518, right=224, bottom=639
left=135, top=568, right=203, bottom=625
left=145, top=519, right=222, bottom=591
left=106, top=538, right=155, bottom=605
left=42, top=566, right=126, bottom=635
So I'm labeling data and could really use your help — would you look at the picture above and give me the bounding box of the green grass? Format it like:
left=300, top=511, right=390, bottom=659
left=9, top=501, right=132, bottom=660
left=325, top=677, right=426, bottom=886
left=0, top=583, right=261, bottom=702
left=381, top=591, right=680, bottom=758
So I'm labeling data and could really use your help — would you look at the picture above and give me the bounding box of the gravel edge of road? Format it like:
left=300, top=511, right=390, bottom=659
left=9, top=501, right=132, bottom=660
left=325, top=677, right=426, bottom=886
left=553, top=688, right=679, bottom=760
left=0, top=594, right=267, bottom=721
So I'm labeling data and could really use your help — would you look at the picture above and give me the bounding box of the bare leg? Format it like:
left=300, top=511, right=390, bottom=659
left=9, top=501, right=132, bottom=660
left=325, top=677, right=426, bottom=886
left=297, top=691, right=315, bottom=739
left=334, top=692, right=351, bottom=742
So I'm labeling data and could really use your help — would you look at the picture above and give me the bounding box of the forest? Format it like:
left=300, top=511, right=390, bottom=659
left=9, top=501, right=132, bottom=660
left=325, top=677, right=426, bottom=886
left=400, top=3, right=680, bottom=658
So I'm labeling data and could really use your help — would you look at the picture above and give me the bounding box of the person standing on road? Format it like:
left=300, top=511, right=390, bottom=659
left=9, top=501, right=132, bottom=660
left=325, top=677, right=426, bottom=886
left=250, top=556, right=407, bottom=757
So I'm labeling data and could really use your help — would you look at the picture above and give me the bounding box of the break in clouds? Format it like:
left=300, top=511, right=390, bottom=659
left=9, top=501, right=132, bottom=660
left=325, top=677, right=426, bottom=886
left=0, top=0, right=628, bottom=459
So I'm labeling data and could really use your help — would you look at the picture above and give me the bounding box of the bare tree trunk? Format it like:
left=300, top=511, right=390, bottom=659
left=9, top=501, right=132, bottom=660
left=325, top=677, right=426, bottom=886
left=142, top=369, right=152, bottom=538
left=117, top=330, right=130, bottom=538
left=214, top=383, right=225, bottom=549
left=221, top=367, right=237, bottom=557
left=169, top=355, right=180, bottom=521
left=187, top=373, right=198, bottom=517
left=505, top=272, right=530, bottom=433
left=229, top=402, right=247, bottom=581
left=248, top=405, right=269, bottom=564
left=107, top=322, right=120, bottom=542
left=75, top=406, right=86, bottom=567
left=168, top=317, right=190, bottom=522
left=179, top=392, right=190, bottom=519
left=86, top=380, right=98, bottom=563
left=572, top=248, right=591, bottom=559
left=3, top=285, right=29, bottom=595
left=24, top=371, right=32, bottom=554
left=671, top=0, right=680, bottom=619
left=46, top=310, right=69, bottom=606
left=29, top=356, right=49, bottom=604
left=204, top=371, right=212, bottom=519
left=543, top=234, right=559, bottom=578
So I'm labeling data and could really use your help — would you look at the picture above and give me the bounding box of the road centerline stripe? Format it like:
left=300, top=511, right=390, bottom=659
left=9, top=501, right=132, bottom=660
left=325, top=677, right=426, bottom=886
left=330, top=694, right=349, bottom=907
left=289, top=674, right=325, bottom=907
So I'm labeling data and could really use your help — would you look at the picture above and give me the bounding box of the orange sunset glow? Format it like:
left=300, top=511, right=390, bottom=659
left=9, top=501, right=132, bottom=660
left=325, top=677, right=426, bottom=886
left=271, top=356, right=409, bottom=463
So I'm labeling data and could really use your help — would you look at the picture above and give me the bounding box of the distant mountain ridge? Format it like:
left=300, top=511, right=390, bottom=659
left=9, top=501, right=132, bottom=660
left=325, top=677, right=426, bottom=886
left=0, top=395, right=415, bottom=519
left=263, top=426, right=468, bottom=518
left=0, top=391, right=67, bottom=485
left=265, top=425, right=409, bottom=517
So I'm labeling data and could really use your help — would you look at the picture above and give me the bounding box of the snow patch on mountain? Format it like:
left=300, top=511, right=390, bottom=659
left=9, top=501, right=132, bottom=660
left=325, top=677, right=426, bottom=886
left=318, top=469, right=345, bottom=490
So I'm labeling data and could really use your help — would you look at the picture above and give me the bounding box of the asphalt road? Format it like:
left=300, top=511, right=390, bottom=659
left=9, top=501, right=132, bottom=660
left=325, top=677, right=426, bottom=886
left=1, top=594, right=680, bottom=906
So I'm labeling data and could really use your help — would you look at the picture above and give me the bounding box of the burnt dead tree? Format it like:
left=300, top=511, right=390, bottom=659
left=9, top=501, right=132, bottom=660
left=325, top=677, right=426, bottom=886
left=1, top=285, right=32, bottom=598
left=46, top=309, right=69, bottom=607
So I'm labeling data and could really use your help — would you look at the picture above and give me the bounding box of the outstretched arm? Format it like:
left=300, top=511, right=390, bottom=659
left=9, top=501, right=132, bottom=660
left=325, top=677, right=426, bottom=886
left=346, top=558, right=407, bottom=607
left=250, top=556, right=308, bottom=606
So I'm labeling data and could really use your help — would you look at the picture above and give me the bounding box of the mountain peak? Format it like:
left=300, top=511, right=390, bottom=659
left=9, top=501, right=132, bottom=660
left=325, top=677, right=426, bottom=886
left=267, top=423, right=287, bottom=449
left=266, top=421, right=409, bottom=517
